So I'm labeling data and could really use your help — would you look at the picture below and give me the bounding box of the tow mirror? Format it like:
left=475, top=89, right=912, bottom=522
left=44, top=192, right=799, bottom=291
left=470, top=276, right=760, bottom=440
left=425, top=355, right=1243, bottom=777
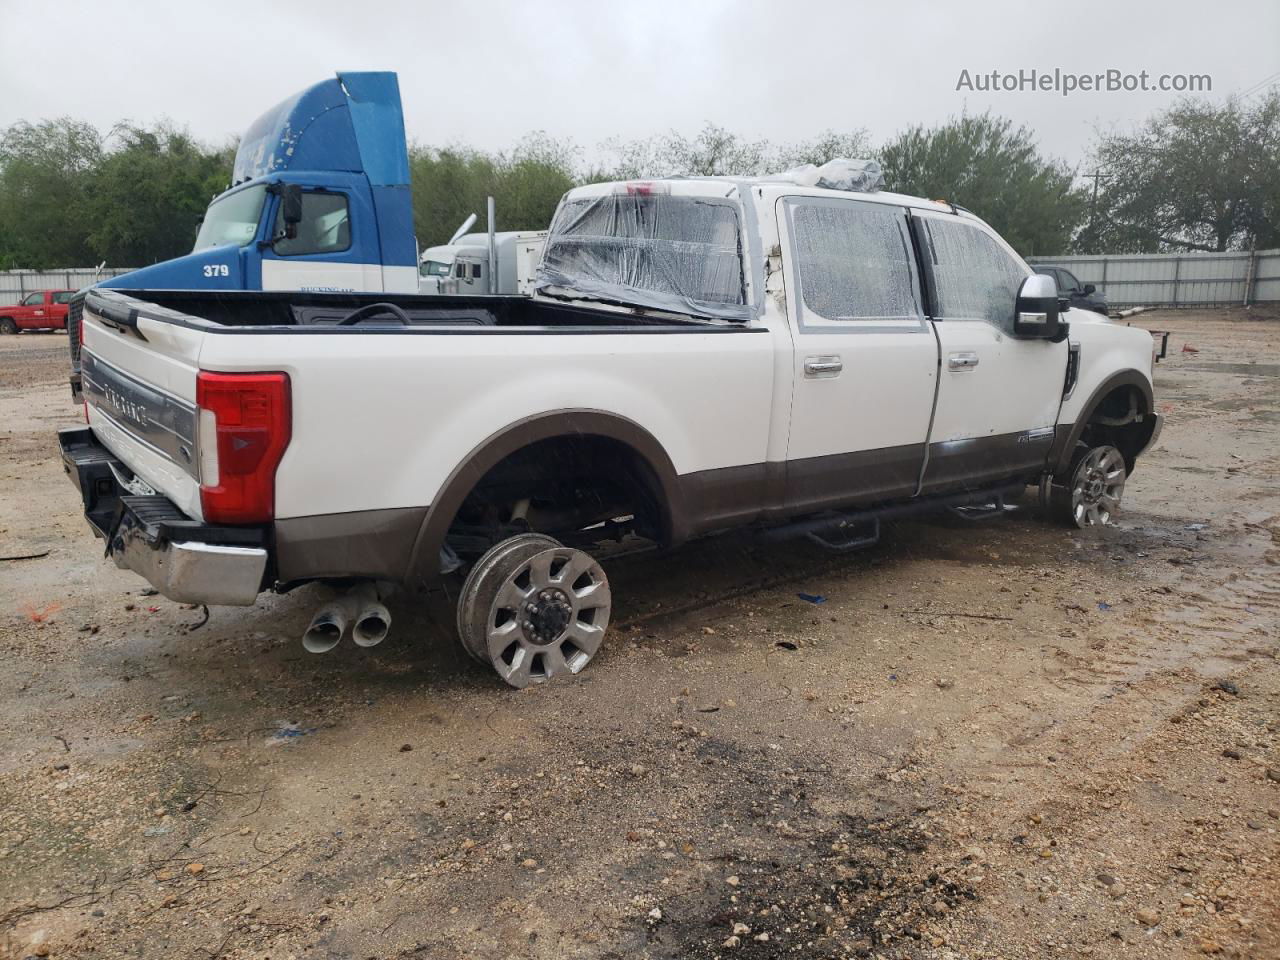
left=1014, top=273, right=1066, bottom=340
left=1083, top=283, right=1096, bottom=295
left=280, top=184, right=303, bottom=240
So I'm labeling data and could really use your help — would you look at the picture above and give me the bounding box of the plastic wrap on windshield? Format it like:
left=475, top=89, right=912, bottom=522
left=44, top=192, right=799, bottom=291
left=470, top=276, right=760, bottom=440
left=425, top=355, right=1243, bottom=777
left=764, top=158, right=885, bottom=193
left=535, top=193, right=752, bottom=322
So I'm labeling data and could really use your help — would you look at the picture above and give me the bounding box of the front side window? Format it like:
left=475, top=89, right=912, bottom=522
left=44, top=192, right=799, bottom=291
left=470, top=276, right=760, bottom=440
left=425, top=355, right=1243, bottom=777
left=921, top=217, right=1029, bottom=333
left=193, top=185, right=266, bottom=250
left=539, top=194, right=745, bottom=315
left=22, top=292, right=43, bottom=306
left=1060, top=269, right=1081, bottom=292
left=788, top=198, right=922, bottom=325
left=420, top=260, right=451, bottom=278
left=53, top=291, right=76, bottom=304
left=273, top=192, right=351, bottom=256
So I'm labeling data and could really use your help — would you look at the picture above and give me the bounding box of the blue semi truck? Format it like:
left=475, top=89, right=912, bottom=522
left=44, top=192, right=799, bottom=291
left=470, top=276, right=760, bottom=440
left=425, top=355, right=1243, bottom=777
left=68, top=71, right=420, bottom=397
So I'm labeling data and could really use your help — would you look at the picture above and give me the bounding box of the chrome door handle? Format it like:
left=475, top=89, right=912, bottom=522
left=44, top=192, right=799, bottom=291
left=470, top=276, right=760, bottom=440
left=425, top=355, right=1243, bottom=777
left=803, top=356, right=843, bottom=377
left=948, top=352, right=979, bottom=371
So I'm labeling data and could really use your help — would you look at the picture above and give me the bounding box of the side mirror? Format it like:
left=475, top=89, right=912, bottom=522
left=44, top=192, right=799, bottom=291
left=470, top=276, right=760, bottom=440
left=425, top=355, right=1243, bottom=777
left=1083, top=283, right=1096, bottom=295
left=280, top=183, right=303, bottom=240
left=1013, top=273, right=1064, bottom=340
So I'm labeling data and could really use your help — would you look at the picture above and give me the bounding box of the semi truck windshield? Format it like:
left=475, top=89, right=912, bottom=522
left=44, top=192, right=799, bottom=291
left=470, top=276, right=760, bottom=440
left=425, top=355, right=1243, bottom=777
left=193, top=185, right=267, bottom=251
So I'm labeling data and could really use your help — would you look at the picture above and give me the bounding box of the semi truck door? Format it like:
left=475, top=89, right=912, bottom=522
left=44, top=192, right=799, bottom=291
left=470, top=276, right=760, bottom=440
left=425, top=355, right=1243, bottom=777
left=778, top=197, right=937, bottom=513
left=259, top=187, right=385, bottom=293
left=912, top=211, right=1067, bottom=493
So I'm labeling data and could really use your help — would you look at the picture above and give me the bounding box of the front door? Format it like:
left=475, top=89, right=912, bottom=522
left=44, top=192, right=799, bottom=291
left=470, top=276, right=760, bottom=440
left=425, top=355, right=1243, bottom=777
left=912, top=211, right=1068, bottom=493
left=259, top=186, right=384, bottom=293
left=779, top=196, right=938, bottom=513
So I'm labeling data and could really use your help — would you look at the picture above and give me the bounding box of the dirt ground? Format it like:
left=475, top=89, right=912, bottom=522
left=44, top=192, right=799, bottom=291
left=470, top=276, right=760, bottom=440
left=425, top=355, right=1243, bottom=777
left=0, top=308, right=1277, bottom=960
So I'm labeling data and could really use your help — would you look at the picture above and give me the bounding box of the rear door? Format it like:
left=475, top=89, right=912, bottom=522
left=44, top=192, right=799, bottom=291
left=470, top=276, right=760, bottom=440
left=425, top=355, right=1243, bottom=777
left=778, top=196, right=938, bottom=512
left=913, top=212, right=1067, bottom=493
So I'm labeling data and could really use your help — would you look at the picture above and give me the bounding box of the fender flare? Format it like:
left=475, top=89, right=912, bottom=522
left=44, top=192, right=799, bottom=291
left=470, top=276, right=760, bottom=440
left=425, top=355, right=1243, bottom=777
left=404, top=409, right=687, bottom=586
left=1050, top=369, right=1154, bottom=475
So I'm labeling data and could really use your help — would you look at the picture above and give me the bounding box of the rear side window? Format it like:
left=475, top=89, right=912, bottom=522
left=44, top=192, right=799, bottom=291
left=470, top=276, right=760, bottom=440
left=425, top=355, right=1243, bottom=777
left=273, top=192, right=351, bottom=256
left=787, top=198, right=922, bottom=326
left=53, top=291, right=76, bottom=304
left=921, top=217, right=1029, bottom=333
left=538, top=194, right=745, bottom=317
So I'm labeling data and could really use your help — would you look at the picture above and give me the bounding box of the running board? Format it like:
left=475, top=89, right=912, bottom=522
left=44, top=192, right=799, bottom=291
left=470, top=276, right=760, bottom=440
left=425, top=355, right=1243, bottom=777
left=760, top=483, right=1025, bottom=548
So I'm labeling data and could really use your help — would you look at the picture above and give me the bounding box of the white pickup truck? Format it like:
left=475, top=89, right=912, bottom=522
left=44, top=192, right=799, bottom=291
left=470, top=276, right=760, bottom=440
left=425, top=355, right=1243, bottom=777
left=60, top=166, right=1162, bottom=688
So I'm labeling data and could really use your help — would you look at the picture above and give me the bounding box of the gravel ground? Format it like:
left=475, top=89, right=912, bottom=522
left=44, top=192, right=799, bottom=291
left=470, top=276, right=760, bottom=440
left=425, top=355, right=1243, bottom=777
left=0, top=309, right=1277, bottom=959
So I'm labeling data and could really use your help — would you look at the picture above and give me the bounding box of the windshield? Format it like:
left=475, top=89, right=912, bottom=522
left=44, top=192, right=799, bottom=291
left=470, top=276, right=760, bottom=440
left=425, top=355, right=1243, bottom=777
left=420, top=259, right=452, bottom=277
left=193, top=185, right=266, bottom=251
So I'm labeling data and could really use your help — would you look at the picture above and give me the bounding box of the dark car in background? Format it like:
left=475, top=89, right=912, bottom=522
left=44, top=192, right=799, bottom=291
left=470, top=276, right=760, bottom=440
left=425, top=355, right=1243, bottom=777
left=1036, top=267, right=1109, bottom=316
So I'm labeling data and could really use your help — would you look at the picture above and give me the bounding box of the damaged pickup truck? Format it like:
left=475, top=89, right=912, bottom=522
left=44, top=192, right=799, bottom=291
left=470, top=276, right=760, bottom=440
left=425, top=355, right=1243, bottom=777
left=59, top=161, right=1162, bottom=687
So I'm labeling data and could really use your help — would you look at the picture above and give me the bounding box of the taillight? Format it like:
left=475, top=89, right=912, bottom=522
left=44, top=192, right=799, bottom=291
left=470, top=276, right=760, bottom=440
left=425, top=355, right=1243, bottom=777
left=196, top=371, right=291, bottom=524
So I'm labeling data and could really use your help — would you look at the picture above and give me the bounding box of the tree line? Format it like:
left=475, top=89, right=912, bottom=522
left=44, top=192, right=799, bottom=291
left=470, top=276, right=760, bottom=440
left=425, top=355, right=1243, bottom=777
left=1, top=92, right=1276, bottom=271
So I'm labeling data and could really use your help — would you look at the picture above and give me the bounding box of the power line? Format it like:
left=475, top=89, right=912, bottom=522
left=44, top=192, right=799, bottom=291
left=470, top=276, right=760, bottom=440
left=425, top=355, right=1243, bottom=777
left=1238, top=71, right=1280, bottom=99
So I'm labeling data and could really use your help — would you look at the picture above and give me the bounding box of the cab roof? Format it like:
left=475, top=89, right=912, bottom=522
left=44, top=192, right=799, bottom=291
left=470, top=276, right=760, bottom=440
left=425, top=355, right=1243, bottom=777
left=561, top=177, right=964, bottom=217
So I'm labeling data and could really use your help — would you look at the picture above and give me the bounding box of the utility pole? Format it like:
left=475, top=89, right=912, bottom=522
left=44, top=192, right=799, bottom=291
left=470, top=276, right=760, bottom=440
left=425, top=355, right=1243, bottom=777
left=1082, top=171, right=1109, bottom=248
left=1083, top=171, right=1108, bottom=222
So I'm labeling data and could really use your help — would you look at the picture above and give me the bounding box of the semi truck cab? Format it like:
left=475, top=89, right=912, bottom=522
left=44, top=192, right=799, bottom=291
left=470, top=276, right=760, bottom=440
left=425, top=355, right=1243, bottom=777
left=69, top=71, right=418, bottom=396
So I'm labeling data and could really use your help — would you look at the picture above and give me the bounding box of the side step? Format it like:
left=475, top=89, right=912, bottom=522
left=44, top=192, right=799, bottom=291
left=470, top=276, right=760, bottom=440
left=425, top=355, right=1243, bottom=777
left=946, top=492, right=1016, bottom=522
left=806, top=517, right=880, bottom=553
left=761, top=482, right=1024, bottom=552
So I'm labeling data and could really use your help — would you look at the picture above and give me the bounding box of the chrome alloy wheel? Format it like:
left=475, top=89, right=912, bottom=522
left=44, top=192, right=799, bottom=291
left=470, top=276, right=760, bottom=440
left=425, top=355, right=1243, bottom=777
left=457, top=537, right=611, bottom=688
left=1066, top=444, right=1126, bottom=527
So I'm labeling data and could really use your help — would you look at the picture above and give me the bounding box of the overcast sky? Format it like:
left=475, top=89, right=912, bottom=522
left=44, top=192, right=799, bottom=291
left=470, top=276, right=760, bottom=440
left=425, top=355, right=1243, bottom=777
left=2, top=0, right=1277, bottom=172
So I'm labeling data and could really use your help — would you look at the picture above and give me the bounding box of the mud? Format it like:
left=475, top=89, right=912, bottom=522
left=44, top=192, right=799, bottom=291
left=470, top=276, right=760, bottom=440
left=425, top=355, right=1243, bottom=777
left=0, top=308, right=1277, bottom=959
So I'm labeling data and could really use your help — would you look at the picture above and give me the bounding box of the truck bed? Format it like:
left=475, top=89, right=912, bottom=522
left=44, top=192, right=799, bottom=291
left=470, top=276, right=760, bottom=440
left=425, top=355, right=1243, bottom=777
left=85, top=288, right=728, bottom=332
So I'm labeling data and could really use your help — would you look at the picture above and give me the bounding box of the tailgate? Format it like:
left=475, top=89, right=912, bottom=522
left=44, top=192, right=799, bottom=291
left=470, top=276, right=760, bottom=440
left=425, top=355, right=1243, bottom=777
left=80, top=290, right=207, bottom=519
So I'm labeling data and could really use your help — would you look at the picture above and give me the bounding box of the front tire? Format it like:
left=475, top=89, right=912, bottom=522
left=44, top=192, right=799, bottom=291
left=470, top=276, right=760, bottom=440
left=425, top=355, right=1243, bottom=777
left=1050, top=444, right=1127, bottom=527
left=456, top=534, right=612, bottom=688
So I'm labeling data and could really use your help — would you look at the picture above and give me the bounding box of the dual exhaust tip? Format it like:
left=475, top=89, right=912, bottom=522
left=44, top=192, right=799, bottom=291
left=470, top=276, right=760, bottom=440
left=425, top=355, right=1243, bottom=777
left=303, top=582, right=391, bottom=654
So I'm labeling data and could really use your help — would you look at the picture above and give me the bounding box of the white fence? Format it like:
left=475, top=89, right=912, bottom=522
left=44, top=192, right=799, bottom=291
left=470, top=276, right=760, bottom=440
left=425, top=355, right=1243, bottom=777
left=1027, top=248, right=1280, bottom=309
left=6, top=251, right=1279, bottom=311
left=0, top=268, right=138, bottom=307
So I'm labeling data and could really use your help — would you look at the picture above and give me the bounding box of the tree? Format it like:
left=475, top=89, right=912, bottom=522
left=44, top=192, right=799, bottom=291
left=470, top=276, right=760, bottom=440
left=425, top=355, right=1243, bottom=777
left=84, top=123, right=233, bottom=265
left=408, top=133, right=577, bottom=248
left=1084, top=92, right=1280, bottom=253
left=0, top=118, right=102, bottom=268
left=879, top=112, right=1084, bottom=257
left=774, top=130, right=873, bottom=169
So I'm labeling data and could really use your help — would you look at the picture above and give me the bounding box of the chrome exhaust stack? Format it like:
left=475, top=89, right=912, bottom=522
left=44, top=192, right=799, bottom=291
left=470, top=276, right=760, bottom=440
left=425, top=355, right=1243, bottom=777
left=302, top=595, right=352, bottom=654
left=351, top=582, right=392, bottom=648
left=302, top=582, right=392, bottom=653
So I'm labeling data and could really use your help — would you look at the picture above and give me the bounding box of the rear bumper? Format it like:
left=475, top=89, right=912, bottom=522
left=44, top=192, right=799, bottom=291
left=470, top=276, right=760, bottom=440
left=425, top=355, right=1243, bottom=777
left=58, top=427, right=269, bottom=606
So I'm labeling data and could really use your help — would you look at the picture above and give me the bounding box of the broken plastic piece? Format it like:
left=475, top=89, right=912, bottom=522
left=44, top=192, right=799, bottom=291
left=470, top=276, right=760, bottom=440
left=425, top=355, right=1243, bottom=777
left=763, top=158, right=884, bottom=193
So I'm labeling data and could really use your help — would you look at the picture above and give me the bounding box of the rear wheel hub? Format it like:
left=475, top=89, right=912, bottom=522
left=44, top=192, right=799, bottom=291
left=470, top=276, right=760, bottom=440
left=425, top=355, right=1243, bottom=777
left=523, top=588, right=573, bottom=644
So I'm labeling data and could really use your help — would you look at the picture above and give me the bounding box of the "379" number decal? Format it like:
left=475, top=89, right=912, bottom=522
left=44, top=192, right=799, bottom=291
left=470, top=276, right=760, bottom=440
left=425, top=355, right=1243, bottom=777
left=201, top=264, right=230, bottom=278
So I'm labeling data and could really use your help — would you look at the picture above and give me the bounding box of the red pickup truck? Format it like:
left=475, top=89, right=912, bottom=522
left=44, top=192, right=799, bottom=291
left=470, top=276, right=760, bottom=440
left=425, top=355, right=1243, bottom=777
left=0, top=289, right=76, bottom=333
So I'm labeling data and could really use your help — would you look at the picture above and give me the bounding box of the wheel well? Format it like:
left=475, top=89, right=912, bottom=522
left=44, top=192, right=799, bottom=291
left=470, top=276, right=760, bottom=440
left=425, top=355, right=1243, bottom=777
left=1079, top=384, right=1152, bottom=472
left=444, top=434, right=672, bottom=560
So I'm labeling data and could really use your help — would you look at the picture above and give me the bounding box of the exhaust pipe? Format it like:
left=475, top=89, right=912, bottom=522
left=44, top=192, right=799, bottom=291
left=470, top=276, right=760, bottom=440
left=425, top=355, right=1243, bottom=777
left=303, top=595, right=353, bottom=654
left=351, top=582, right=392, bottom=648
